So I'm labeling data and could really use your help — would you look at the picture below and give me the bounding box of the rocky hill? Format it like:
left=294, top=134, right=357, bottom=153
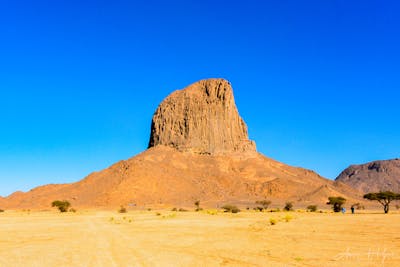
left=0, top=78, right=361, bottom=209
left=335, top=159, right=400, bottom=193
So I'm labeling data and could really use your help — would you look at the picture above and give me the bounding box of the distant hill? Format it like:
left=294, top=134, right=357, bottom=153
left=335, top=159, right=400, bottom=193
left=0, top=79, right=361, bottom=209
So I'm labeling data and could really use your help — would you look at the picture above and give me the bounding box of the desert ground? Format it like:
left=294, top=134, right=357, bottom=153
left=0, top=209, right=399, bottom=267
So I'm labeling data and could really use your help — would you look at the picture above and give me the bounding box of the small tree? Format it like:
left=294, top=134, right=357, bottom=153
left=363, top=191, right=400, bottom=214
left=283, top=202, right=293, bottom=211
left=255, top=199, right=271, bottom=211
left=51, top=200, right=71, bottom=212
left=327, top=197, right=346, bottom=212
left=194, top=200, right=202, bottom=211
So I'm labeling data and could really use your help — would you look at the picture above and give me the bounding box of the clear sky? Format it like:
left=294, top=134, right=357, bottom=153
left=1, top=1, right=399, bottom=196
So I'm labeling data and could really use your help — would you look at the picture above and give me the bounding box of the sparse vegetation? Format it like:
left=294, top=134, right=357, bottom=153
left=307, top=205, right=318, bottom=212
left=118, top=206, right=127, bottom=213
left=283, top=202, right=293, bottom=211
left=255, top=199, right=271, bottom=211
left=178, top=208, right=188, bottom=212
left=221, top=204, right=240, bottom=213
left=155, top=212, right=161, bottom=216
left=69, top=208, right=77, bottom=213
left=364, top=191, right=400, bottom=213
left=326, top=196, right=346, bottom=212
left=171, top=207, right=177, bottom=211
left=351, top=203, right=364, bottom=210
left=396, top=204, right=400, bottom=210
left=206, top=209, right=218, bottom=215
left=269, top=218, right=277, bottom=225
left=283, top=214, right=293, bottom=222
left=51, top=200, right=71, bottom=212
left=0, top=209, right=4, bottom=213
left=194, top=200, right=203, bottom=211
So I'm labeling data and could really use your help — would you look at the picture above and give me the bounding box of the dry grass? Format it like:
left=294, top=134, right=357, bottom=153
left=0, top=210, right=399, bottom=266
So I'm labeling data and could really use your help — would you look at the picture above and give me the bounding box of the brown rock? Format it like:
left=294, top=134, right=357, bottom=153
left=148, top=78, right=256, bottom=155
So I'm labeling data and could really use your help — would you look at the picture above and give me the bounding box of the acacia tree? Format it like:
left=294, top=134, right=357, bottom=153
left=327, top=196, right=346, bottom=212
left=51, top=200, right=71, bottom=212
left=363, top=191, right=400, bottom=214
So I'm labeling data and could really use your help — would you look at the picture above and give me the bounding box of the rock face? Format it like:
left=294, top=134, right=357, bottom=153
left=335, top=159, right=400, bottom=193
left=148, top=78, right=256, bottom=155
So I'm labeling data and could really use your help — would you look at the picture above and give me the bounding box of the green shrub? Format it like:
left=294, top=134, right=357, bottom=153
left=307, top=205, right=318, bottom=212
left=284, top=202, right=293, bottom=211
left=221, top=204, right=240, bottom=213
left=51, top=200, right=71, bottom=212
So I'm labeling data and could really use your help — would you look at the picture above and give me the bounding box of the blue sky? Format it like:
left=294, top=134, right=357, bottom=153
left=0, top=1, right=399, bottom=196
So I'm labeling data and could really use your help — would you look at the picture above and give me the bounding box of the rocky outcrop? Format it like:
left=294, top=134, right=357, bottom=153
left=148, top=78, right=256, bottom=155
left=335, top=159, right=400, bottom=193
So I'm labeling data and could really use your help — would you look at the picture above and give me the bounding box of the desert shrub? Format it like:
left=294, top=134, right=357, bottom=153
left=155, top=212, right=161, bottom=216
left=206, top=209, right=218, bottom=215
left=69, top=208, right=77, bottom=213
left=178, top=208, right=188, bottom=212
left=396, top=204, right=400, bottom=210
left=255, top=199, right=271, bottom=211
left=194, top=200, right=203, bottom=211
left=0, top=209, right=4, bottom=212
left=147, top=208, right=152, bottom=211
left=284, top=202, right=293, bottom=211
left=221, top=204, right=240, bottom=213
left=51, top=200, right=71, bottom=212
left=307, top=205, right=318, bottom=212
left=269, top=218, right=277, bottom=225
left=283, top=214, right=293, bottom=222
left=118, top=206, right=127, bottom=213
left=254, top=207, right=264, bottom=212
left=171, top=207, right=177, bottom=211
left=270, top=208, right=280, bottom=212
left=162, top=213, right=176, bottom=219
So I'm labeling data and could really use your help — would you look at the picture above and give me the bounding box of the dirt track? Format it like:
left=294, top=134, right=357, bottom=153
left=0, top=210, right=399, bottom=266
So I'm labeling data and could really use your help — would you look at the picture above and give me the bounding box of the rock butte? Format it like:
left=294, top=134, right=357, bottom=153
left=0, top=78, right=363, bottom=209
left=148, top=78, right=256, bottom=155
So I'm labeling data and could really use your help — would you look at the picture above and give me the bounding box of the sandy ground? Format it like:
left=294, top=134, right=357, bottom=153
left=0, top=209, right=399, bottom=267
